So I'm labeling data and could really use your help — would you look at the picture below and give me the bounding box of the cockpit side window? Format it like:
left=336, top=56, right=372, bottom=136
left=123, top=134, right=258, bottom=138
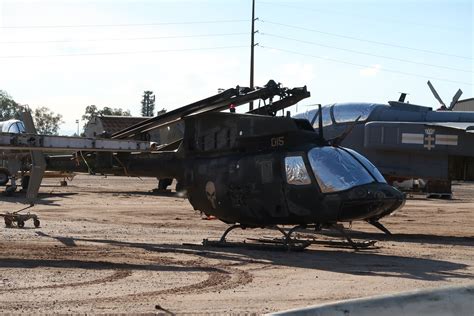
left=333, top=103, right=376, bottom=124
left=285, top=156, right=311, bottom=185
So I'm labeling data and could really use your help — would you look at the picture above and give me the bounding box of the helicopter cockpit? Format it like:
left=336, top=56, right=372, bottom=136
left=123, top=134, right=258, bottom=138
left=297, top=103, right=380, bottom=129
left=284, top=145, right=403, bottom=223
left=285, top=146, right=386, bottom=193
left=0, top=119, right=26, bottom=134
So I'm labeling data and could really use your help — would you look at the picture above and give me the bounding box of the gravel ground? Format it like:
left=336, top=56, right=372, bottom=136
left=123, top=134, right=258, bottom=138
left=0, top=175, right=473, bottom=314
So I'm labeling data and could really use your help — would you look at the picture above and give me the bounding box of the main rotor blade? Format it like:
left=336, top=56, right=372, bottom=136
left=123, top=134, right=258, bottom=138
left=427, top=80, right=445, bottom=107
left=111, top=87, right=240, bottom=139
left=111, top=80, right=285, bottom=139
left=248, top=86, right=310, bottom=116
left=449, top=89, right=463, bottom=110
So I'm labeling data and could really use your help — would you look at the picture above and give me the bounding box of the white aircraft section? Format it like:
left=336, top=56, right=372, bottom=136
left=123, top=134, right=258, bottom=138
left=270, top=284, right=474, bottom=316
left=0, top=132, right=152, bottom=152
left=0, top=119, right=25, bottom=133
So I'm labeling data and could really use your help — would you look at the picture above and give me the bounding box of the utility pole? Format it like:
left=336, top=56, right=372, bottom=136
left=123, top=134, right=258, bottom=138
left=249, top=0, right=256, bottom=111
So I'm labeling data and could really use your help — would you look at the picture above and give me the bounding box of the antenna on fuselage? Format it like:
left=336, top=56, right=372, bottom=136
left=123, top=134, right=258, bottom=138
left=398, top=92, right=408, bottom=103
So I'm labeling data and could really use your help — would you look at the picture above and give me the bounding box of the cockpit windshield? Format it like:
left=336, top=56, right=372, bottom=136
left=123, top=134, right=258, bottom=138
left=294, top=105, right=333, bottom=129
left=1, top=120, right=25, bottom=134
left=344, top=148, right=386, bottom=183
left=17, top=122, right=26, bottom=133
left=332, top=103, right=377, bottom=124
left=307, top=147, right=375, bottom=193
left=311, top=106, right=333, bottom=128
left=11, top=122, right=25, bottom=133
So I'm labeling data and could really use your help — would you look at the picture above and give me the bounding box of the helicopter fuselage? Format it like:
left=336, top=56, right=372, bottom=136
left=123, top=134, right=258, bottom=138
left=180, top=112, right=405, bottom=227
left=186, top=147, right=404, bottom=227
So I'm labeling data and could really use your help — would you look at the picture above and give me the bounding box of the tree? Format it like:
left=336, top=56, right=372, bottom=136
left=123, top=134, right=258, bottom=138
left=81, top=104, right=131, bottom=130
left=0, top=90, right=21, bottom=120
left=141, top=91, right=155, bottom=117
left=81, top=104, right=131, bottom=122
left=33, top=106, right=64, bottom=135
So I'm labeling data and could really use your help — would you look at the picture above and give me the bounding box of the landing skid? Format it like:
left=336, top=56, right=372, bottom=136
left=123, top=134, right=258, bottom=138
left=202, top=223, right=376, bottom=251
left=249, top=237, right=376, bottom=249
left=202, top=239, right=310, bottom=251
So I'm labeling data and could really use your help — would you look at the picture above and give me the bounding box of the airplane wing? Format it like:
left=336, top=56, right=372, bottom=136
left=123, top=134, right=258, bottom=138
left=424, top=122, right=474, bottom=132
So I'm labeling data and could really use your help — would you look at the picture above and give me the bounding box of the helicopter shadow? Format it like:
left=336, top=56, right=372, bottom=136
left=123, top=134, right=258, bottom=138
left=0, top=256, right=223, bottom=275
left=321, top=230, right=474, bottom=248
left=0, top=192, right=77, bottom=206
left=81, top=190, right=185, bottom=198
left=34, top=232, right=471, bottom=282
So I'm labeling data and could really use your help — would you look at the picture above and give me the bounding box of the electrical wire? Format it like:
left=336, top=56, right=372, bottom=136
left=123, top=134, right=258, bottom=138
left=0, top=19, right=249, bottom=29
left=0, top=45, right=246, bottom=59
left=260, top=32, right=472, bottom=73
left=258, top=1, right=463, bottom=31
left=259, top=45, right=472, bottom=86
left=0, top=32, right=247, bottom=44
left=259, top=19, right=472, bottom=60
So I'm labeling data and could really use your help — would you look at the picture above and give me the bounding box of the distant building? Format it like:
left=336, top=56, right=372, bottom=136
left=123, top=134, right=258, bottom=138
left=84, top=115, right=183, bottom=145
left=452, top=98, right=474, bottom=112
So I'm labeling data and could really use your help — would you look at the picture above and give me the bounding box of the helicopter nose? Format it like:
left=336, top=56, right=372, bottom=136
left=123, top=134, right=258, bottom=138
left=338, top=184, right=405, bottom=222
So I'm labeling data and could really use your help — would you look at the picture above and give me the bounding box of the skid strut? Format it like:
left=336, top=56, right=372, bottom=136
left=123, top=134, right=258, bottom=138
left=331, top=224, right=377, bottom=249
left=219, top=224, right=244, bottom=243
left=203, top=224, right=311, bottom=251
left=368, top=220, right=393, bottom=235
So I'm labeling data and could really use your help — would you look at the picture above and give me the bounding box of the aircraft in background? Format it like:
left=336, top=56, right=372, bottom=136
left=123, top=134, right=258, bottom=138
left=0, top=118, right=28, bottom=191
left=295, top=81, right=471, bottom=198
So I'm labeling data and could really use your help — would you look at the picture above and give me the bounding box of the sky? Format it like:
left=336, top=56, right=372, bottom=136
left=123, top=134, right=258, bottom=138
left=0, top=0, right=472, bottom=135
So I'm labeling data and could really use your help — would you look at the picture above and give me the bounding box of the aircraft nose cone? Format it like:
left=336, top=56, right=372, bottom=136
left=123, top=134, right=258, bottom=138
left=338, top=184, right=405, bottom=222
left=374, top=190, right=386, bottom=200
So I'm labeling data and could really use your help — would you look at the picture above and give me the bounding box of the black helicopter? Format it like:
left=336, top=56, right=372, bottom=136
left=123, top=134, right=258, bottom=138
left=5, top=80, right=406, bottom=248
left=101, top=81, right=406, bottom=248
left=162, top=111, right=405, bottom=248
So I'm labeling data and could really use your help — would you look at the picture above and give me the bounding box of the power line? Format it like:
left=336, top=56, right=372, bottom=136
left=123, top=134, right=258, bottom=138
left=258, top=1, right=463, bottom=31
left=261, top=33, right=472, bottom=73
left=0, top=45, right=246, bottom=59
left=0, top=32, right=247, bottom=44
left=0, top=19, right=249, bottom=29
left=259, top=45, right=472, bottom=86
left=259, top=19, right=472, bottom=60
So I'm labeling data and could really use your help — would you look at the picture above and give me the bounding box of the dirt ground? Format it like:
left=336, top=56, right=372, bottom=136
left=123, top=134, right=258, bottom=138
left=0, top=175, right=473, bottom=314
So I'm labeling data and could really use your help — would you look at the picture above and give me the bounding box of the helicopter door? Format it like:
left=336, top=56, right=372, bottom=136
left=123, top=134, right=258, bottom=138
left=228, top=156, right=289, bottom=222
left=283, top=155, right=315, bottom=217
